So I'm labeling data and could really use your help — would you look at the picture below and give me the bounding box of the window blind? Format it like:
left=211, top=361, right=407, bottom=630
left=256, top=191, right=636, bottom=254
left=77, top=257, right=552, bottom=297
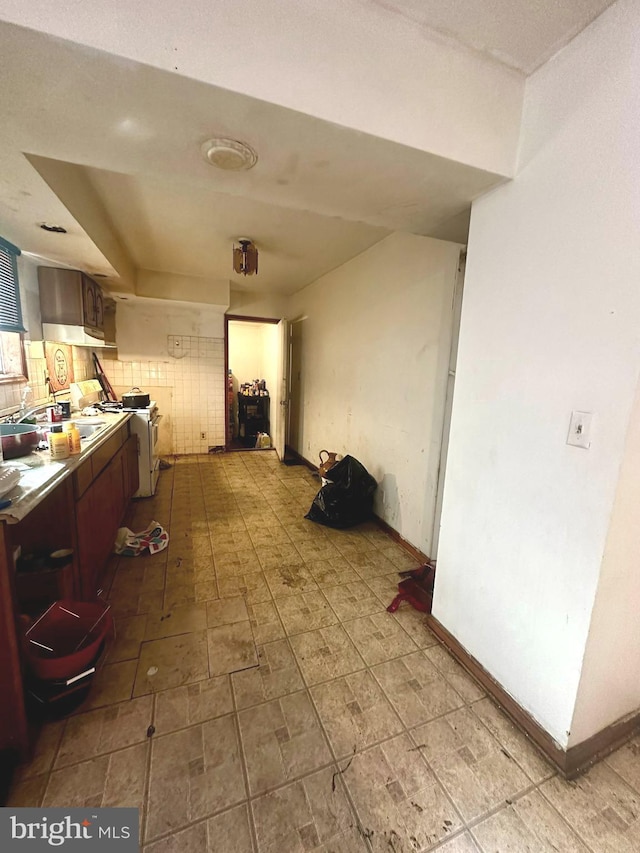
left=0, top=235, right=25, bottom=333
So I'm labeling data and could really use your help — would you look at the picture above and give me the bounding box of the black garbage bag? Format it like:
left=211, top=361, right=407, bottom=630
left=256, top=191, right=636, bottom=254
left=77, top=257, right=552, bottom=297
left=305, top=455, right=377, bottom=528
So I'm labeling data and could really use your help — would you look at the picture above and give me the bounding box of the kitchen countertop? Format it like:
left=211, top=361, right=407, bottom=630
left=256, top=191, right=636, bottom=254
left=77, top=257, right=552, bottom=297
left=0, top=411, right=133, bottom=523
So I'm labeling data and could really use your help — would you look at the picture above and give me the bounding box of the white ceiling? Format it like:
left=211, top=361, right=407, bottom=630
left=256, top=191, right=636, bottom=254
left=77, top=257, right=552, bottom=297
left=0, top=20, right=502, bottom=294
left=0, top=1, right=616, bottom=298
left=82, top=165, right=391, bottom=294
left=369, top=0, right=616, bottom=73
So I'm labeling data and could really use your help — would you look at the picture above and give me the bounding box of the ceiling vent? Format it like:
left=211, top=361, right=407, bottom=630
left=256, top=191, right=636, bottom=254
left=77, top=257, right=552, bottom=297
left=201, top=138, right=258, bottom=171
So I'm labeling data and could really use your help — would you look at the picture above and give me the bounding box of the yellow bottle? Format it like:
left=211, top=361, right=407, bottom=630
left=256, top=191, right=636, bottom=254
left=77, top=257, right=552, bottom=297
left=48, top=425, right=70, bottom=460
left=63, top=421, right=82, bottom=455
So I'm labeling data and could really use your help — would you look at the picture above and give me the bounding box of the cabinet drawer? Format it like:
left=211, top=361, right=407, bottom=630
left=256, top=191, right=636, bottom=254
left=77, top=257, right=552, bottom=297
left=73, top=458, right=94, bottom=499
left=91, top=431, right=125, bottom=480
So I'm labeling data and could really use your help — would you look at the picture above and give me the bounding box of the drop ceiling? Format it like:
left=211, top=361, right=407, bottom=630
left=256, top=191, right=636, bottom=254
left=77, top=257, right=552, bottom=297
left=0, top=1, right=616, bottom=298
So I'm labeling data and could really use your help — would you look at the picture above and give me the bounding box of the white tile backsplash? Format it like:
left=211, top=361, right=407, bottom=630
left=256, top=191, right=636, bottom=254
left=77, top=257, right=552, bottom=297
left=112, top=335, right=225, bottom=455
left=2, top=336, right=225, bottom=455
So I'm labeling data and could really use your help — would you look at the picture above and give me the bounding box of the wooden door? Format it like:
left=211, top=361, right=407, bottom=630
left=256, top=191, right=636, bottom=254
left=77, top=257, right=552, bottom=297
left=274, top=319, right=290, bottom=461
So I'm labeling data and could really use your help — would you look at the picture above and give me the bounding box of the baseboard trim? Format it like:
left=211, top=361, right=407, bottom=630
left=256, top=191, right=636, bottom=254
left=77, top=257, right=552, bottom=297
left=426, top=615, right=640, bottom=779
left=371, top=514, right=430, bottom=565
left=564, top=708, right=640, bottom=778
left=284, top=447, right=318, bottom=473
left=292, top=450, right=640, bottom=776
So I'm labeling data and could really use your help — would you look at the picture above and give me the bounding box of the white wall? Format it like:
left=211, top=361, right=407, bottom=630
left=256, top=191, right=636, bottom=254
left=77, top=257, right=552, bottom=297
left=570, top=372, right=640, bottom=745
left=290, top=232, right=461, bottom=555
left=0, top=0, right=523, bottom=177
left=435, top=0, right=640, bottom=747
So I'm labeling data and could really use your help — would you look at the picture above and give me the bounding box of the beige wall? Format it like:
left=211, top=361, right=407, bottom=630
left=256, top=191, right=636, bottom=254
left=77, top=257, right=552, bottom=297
left=228, top=322, right=266, bottom=387
left=289, top=232, right=461, bottom=555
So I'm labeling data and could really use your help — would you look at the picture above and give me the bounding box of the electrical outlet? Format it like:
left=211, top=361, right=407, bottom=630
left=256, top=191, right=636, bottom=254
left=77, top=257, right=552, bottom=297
left=200, top=432, right=206, bottom=440
left=567, top=411, right=592, bottom=449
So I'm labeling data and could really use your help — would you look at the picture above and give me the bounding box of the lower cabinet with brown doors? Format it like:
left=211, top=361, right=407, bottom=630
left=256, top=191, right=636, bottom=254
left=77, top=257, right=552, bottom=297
left=74, top=422, right=136, bottom=600
left=0, top=416, right=140, bottom=771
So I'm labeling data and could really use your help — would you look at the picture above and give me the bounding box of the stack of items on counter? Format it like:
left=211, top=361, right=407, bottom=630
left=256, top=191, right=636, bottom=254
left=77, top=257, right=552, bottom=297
left=23, top=400, right=83, bottom=461
left=20, top=599, right=113, bottom=718
left=47, top=421, right=81, bottom=460
left=240, top=379, right=269, bottom=396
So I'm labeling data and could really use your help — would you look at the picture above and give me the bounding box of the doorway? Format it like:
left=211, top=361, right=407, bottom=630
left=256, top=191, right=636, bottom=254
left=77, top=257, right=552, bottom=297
left=225, top=315, right=281, bottom=451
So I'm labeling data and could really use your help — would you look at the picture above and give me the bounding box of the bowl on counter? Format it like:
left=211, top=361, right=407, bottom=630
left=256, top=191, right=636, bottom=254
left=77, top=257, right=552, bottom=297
left=0, top=424, right=40, bottom=459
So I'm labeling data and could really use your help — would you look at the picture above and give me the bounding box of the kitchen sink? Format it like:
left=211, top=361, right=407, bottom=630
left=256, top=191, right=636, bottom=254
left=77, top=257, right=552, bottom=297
left=76, top=421, right=106, bottom=440
left=37, top=420, right=107, bottom=441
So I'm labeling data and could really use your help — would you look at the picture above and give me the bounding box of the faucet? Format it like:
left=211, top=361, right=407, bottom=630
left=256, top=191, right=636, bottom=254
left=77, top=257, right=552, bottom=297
left=8, top=403, right=56, bottom=424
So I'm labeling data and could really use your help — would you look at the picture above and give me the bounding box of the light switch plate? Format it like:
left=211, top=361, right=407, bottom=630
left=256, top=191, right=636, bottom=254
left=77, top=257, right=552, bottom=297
left=567, top=411, right=592, bottom=449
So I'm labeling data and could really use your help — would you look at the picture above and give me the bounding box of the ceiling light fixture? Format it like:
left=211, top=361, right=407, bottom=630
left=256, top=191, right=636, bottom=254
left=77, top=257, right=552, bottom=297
left=201, top=137, right=258, bottom=171
left=233, top=239, right=258, bottom=276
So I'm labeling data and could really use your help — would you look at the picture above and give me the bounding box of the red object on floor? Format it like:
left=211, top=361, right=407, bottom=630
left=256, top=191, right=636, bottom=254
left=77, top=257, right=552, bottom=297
left=22, top=599, right=113, bottom=681
left=387, top=563, right=435, bottom=614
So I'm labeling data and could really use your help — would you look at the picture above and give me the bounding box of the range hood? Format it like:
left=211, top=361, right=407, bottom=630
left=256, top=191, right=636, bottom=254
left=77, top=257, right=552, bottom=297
left=38, top=267, right=116, bottom=348
left=41, top=322, right=114, bottom=347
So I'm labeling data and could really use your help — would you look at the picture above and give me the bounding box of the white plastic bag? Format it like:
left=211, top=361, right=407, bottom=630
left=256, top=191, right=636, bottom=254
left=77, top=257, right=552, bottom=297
left=254, top=432, right=271, bottom=448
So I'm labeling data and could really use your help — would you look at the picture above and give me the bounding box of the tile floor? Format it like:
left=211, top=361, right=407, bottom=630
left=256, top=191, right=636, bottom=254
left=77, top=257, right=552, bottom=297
left=8, top=452, right=640, bottom=852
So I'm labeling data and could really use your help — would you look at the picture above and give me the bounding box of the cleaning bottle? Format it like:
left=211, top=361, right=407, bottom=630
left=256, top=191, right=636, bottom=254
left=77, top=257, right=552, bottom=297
left=63, top=421, right=82, bottom=455
left=48, top=425, right=70, bottom=460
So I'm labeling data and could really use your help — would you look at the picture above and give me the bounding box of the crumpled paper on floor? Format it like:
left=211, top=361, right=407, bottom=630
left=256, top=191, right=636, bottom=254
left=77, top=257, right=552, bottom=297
left=114, top=520, right=169, bottom=556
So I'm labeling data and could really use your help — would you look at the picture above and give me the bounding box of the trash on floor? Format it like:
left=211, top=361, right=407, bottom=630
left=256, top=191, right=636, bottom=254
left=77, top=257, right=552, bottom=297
left=159, top=458, right=172, bottom=470
left=114, top=520, right=169, bottom=556
left=254, top=432, right=271, bottom=448
left=305, top=454, right=377, bottom=528
left=22, top=599, right=112, bottom=680
left=387, top=563, right=436, bottom=613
